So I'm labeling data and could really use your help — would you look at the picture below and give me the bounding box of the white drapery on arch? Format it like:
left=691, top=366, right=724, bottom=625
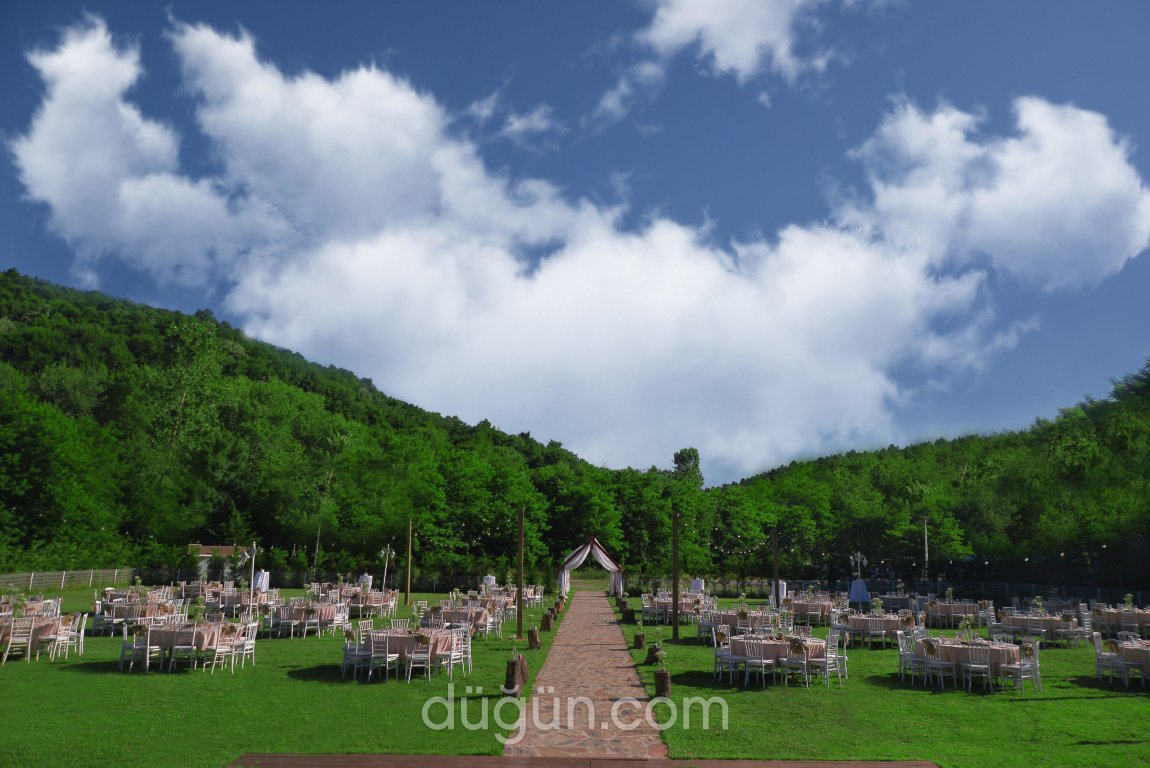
left=559, top=537, right=623, bottom=597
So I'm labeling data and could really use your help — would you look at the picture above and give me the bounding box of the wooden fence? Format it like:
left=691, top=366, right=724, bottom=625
left=0, top=568, right=135, bottom=593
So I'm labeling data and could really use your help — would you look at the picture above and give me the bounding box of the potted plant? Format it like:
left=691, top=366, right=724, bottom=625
left=871, top=597, right=884, bottom=616
left=634, top=617, right=646, bottom=649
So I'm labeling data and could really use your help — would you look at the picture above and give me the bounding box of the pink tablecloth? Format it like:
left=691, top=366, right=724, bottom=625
left=927, top=603, right=980, bottom=626
left=790, top=601, right=833, bottom=621
left=1005, top=615, right=1076, bottom=634
left=848, top=615, right=904, bottom=634
left=424, top=608, right=487, bottom=632
left=730, top=636, right=825, bottom=662
left=291, top=604, right=337, bottom=624
left=917, top=639, right=1019, bottom=676
left=714, top=612, right=770, bottom=631
left=1119, top=642, right=1150, bottom=676
left=1095, top=609, right=1150, bottom=631
left=0, top=618, right=60, bottom=650
left=362, top=630, right=452, bottom=665
left=149, top=623, right=224, bottom=651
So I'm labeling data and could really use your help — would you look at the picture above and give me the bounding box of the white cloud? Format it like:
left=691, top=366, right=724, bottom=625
left=10, top=17, right=281, bottom=287
left=847, top=97, right=1150, bottom=291
left=595, top=0, right=836, bottom=123
left=499, top=104, right=564, bottom=147
left=13, top=19, right=1150, bottom=484
left=639, top=0, right=830, bottom=83
left=464, top=89, right=500, bottom=124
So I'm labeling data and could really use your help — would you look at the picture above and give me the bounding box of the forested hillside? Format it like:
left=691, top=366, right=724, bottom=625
left=1, top=269, right=1147, bottom=589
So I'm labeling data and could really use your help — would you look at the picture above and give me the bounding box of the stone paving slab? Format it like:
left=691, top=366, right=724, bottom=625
left=503, top=591, right=668, bottom=759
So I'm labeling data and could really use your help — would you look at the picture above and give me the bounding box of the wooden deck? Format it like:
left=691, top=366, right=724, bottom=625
left=231, top=755, right=939, bottom=768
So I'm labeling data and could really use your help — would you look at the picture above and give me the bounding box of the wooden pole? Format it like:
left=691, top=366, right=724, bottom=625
left=381, top=545, right=390, bottom=592
left=922, top=515, right=929, bottom=582
left=405, top=517, right=413, bottom=606
left=517, top=506, right=525, bottom=640
left=772, top=526, right=780, bottom=606
left=672, top=502, right=680, bottom=641
left=249, top=541, right=256, bottom=609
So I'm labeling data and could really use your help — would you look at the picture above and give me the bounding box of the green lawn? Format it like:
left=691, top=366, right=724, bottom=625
left=619, top=601, right=1150, bottom=767
left=0, top=588, right=564, bottom=768
left=6, top=588, right=1148, bottom=767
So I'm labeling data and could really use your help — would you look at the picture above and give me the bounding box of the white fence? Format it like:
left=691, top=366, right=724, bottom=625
left=0, top=568, right=135, bottom=593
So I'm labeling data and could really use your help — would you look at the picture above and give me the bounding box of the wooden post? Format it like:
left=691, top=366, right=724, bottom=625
left=404, top=517, right=412, bottom=606
left=672, top=502, right=680, bottom=641
left=654, top=668, right=672, bottom=698
left=517, top=506, right=525, bottom=640
left=772, top=526, right=780, bottom=606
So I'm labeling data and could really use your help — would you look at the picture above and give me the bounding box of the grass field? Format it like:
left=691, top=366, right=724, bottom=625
left=0, top=587, right=563, bottom=768
left=5, top=585, right=1148, bottom=767
left=619, top=601, right=1150, bottom=768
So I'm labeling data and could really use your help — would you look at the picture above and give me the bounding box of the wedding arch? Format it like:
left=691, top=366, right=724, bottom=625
left=559, top=537, right=624, bottom=597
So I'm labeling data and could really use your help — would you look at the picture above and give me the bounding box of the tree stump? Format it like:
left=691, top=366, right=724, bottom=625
left=621, top=607, right=636, bottom=624
left=527, top=628, right=541, bottom=649
left=540, top=612, right=553, bottom=632
left=504, top=657, right=529, bottom=697
left=634, top=633, right=646, bottom=649
left=654, top=668, right=672, bottom=698
left=644, top=644, right=662, bottom=665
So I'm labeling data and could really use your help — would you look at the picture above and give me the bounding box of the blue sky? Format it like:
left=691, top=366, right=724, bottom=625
left=3, top=1, right=1149, bottom=485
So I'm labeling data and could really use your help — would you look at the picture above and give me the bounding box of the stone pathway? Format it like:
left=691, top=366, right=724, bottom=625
left=502, top=591, right=668, bottom=759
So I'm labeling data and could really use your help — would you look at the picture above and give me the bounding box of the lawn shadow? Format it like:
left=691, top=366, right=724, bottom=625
left=861, top=671, right=917, bottom=690
left=670, top=669, right=724, bottom=688
left=1065, top=674, right=1150, bottom=695
left=58, top=659, right=126, bottom=674
left=286, top=664, right=349, bottom=684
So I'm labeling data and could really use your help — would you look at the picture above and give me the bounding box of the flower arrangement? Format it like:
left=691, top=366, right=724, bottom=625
left=7, top=592, right=27, bottom=617
left=188, top=596, right=206, bottom=623
left=1032, top=595, right=1044, bottom=613
left=870, top=597, right=884, bottom=615
left=944, top=587, right=954, bottom=602
left=1124, top=593, right=1135, bottom=609
left=957, top=615, right=975, bottom=642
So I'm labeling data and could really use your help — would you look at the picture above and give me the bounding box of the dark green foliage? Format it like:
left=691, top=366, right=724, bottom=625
left=0, top=269, right=1148, bottom=588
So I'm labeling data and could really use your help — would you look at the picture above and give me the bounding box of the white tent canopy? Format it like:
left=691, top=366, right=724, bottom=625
left=559, top=537, right=623, bottom=597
